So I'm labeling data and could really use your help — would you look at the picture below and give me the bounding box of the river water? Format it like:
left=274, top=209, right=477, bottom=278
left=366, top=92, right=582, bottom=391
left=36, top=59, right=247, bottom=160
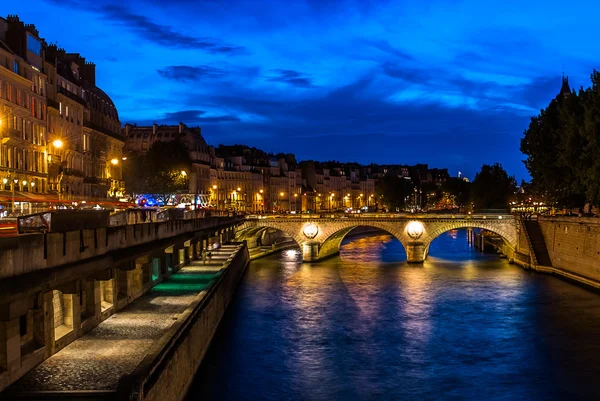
left=186, top=230, right=600, bottom=401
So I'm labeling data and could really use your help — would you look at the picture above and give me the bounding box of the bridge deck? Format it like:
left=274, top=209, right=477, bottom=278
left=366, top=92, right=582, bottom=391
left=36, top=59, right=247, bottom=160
left=3, top=249, right=239, bottom=395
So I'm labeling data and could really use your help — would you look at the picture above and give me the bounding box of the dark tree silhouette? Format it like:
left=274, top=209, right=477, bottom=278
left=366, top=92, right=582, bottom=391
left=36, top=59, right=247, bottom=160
left=123, top=140, right=192, bottom=204
left=471, top=163, right=516, bottom=210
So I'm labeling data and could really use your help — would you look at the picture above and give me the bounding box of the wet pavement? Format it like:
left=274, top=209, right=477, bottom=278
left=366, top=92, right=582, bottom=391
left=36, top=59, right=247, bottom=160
left=7, top=246, right=240, bottom=393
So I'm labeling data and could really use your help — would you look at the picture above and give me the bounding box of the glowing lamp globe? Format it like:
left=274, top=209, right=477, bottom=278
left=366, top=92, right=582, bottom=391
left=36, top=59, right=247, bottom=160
left=406, top=221, right=424, bottom=239
left=303, top=223, right=319, bottom=239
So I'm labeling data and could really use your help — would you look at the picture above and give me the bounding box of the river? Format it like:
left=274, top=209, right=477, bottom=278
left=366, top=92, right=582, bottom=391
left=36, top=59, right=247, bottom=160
left=186, top=229, right=600, bottom=401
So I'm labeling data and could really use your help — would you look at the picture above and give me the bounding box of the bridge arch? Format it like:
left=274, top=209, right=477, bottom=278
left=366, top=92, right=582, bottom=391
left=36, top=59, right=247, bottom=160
left=235, top=221, right=303, bottom=249
left=421, top=220, right=517, bottom=248
left=416, top=218, right=518, bottom=262
left=318, top=222, right=407, bottom=261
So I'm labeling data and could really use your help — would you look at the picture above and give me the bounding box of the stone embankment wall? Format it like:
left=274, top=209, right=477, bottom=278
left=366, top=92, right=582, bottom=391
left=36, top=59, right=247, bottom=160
left=538, top=217, right=600, bottom=284
left=118, top=243, right=250, bottom=401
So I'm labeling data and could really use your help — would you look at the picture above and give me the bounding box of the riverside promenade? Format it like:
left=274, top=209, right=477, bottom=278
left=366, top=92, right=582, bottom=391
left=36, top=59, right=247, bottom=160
left=2, top=244, right=246, bottom=399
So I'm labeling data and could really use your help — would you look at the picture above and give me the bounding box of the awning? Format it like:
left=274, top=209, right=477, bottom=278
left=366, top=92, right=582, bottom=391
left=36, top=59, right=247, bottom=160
left=0, top=191, right=60, bottom=203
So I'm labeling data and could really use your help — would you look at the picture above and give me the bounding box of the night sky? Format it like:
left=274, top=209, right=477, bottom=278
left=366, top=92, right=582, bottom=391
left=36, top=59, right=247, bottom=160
left=7, top=0, right=600, bottom=181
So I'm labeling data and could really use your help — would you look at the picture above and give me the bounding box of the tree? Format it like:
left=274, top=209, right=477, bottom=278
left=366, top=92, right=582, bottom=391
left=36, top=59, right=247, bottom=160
left=123, top=140, right=192, bottom=205
left=471, top=163, right=516, bottom=210
left=375, top=174, right=414, bottom=211
left=441, top=178, right=471, bottom=209
left=521, top=70, right=600, bottom=209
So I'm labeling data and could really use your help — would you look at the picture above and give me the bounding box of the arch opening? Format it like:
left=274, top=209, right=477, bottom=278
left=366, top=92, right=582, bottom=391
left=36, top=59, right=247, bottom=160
left=426, top=226, right=513, bottom=262
left=235, top=226, right=301, bottom=258
left=321, top=225, right=407, bottom=262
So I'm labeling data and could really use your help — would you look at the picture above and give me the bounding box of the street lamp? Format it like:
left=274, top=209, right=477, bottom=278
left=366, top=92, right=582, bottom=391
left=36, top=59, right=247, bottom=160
left=52, top=139, right=63, bottom=148
left=110, top=158, right=119, bottom=165
left=12, top=179, right=17, bottom=215
left=180, top=170, right=187, bottom=177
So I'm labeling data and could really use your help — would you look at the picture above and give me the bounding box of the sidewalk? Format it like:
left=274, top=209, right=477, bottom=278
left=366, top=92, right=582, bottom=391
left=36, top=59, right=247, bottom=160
left=4, top=249, right=239, bottom=393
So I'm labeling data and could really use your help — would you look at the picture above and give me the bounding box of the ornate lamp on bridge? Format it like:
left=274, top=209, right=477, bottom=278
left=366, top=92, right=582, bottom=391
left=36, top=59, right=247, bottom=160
left=303, top=222, right=319, bottom=239
left=406, top=221, right=424, bottom=239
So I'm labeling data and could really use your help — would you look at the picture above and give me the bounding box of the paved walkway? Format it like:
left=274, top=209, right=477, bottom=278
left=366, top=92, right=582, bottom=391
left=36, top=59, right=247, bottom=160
left=7, top=247, right=239, bottom=392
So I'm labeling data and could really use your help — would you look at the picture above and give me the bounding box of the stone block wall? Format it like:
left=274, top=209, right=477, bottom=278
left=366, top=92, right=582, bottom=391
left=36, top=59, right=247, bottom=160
left=51, top=291, right=64, bottom=329
left=539, top=217, right=600, bottom=282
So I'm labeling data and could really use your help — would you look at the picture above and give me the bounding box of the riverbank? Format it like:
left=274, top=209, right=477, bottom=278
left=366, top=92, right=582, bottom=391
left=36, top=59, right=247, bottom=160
left=2, top=243, right=249, bottom=401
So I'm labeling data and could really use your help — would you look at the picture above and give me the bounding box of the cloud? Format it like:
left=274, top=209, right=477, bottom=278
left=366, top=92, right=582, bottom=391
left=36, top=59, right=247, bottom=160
left=161, top=110, right=241, bottom=123
left=267, top=69, right=314, bottom=88
left=157, top=66, right=227, bottom=81
left=46, top=0, right=245, bottom=54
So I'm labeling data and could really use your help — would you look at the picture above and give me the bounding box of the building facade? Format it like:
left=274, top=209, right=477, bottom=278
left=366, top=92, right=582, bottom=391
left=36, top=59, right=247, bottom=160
left=0, top=16, right=49, bottom=213
left=0, top=15, right=123, bottom=216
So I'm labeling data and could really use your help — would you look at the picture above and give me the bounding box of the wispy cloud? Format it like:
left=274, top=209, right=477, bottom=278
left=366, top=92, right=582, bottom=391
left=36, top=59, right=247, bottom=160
left=161, top=110, right=241, bottom=123
left=157, top=66, right=228, bottom=81
left=267, top=69, right=315, bottom=88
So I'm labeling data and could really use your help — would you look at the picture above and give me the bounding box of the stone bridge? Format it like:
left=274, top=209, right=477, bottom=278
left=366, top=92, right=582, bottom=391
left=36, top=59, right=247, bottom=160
left=237, top=214, right=518, bottom=262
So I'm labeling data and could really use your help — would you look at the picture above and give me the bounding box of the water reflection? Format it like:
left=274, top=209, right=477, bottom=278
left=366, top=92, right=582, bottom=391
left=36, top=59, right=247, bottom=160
left=187, top=229, right=600, bottom=401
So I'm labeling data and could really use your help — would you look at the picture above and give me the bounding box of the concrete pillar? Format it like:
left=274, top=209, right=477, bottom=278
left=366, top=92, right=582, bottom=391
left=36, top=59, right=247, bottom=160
left=302, top=242, right=319, bottom=262
left=191, top=241, right=198, bottom=260
left=405, top=242, right=428, bottom=263
left=0, top=318, right=21, bottom=373
left=160, top=253, right=169, bottom=275
left=39, top=291, right=54, bottom=357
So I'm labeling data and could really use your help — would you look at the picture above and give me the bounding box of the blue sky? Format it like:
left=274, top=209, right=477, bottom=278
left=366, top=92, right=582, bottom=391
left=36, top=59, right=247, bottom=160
left=7, top=0, right=600, bottom=180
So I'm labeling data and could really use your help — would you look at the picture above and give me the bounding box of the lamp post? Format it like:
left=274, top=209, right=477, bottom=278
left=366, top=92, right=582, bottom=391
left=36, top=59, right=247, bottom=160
left=294, top=193, right=298, bottom=212
left=12, top=178, right=17, bottom=215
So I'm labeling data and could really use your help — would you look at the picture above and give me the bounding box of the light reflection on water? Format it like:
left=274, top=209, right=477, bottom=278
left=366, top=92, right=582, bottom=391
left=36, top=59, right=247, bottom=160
left=187, top=230, right=600, bottom=401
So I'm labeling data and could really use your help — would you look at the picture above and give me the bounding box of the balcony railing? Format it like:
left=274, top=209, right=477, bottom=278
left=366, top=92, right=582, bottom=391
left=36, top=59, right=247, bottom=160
left=57, top=86, right=87, bottom=107
left=47, top=98, right=60, bottom=110
left=83, top=121, right=124, bottom=141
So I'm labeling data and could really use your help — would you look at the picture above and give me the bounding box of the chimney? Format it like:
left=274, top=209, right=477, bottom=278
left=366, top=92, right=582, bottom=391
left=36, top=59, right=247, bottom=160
left=153, top=123, right=157, bottom=135
left=179, top=122, right=184, bottom=134
left=82, top=61, right=96, bottom=86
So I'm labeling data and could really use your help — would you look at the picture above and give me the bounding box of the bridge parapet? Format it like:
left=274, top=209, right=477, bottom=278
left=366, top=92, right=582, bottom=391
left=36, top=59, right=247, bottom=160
left=0, top=216, right=243, bottom=280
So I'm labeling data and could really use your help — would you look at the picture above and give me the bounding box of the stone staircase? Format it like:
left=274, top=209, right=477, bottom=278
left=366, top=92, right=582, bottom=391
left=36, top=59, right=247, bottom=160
left=523, top=219, right=552, bottom=266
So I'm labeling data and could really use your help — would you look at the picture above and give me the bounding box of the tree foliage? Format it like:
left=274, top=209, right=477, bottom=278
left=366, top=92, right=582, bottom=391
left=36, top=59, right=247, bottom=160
left=521, top=70, right=600, bottom=208
left=471, top=163, right=517, bottom=210
left=375, top=174, right=414, bottom=211
left=123, top=140, right=192, bottom=204
left=441, top=178, right=471, bottom=209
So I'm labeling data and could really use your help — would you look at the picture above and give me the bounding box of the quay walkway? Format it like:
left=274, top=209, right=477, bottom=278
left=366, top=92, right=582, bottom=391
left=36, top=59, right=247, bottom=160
left=2, top=244, right=242, bottom=398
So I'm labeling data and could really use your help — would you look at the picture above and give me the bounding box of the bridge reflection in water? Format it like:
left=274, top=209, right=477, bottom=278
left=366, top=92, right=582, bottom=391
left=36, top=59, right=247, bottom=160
left=188, top=229, right=600, bottom=401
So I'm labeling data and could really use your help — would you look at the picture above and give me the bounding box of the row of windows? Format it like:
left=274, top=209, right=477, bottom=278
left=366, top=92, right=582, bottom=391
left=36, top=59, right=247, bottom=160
left=0, top=80, right=47, bottom=121
left=0, top=114, right=46, bottom=146
left=0, top=145, right=47, bottom=173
